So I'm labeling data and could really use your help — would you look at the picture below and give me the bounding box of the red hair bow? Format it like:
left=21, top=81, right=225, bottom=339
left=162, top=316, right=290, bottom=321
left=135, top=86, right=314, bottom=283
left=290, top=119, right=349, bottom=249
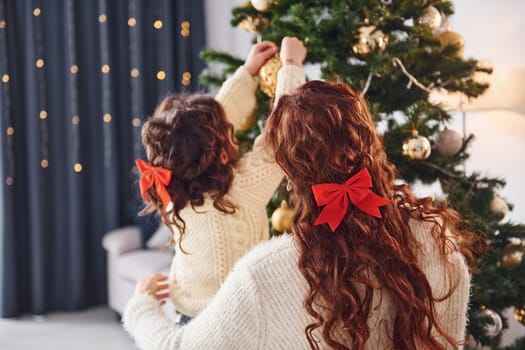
left=135, top=159, right=173, bottom=210
left=312, top=168, right=389, bottom=232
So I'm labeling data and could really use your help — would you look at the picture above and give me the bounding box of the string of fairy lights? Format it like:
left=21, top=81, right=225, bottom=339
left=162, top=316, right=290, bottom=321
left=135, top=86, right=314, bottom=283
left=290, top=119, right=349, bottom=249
left=0, top=1, right=194, bottom=185
left=0, top=1, right=14, bottom=186
left=128, top=0, right=143, bottom=157
left=180, top=1, right=192, bottom=88
left=154, top=2, right=167, bottom=94
left=33, top=2, right=50, bottom=171
left=66, top=0, right=82, bottom=173
left=98, top=0, right=113, bottom=170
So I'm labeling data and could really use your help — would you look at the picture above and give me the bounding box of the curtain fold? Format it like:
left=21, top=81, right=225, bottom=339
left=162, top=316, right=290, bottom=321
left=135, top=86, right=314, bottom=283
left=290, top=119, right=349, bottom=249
left=0, top=0, right=205, bottom=317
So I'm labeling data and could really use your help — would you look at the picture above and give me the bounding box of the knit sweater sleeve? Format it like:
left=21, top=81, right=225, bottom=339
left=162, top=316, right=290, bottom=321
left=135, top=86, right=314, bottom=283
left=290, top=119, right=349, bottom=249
left=438, top=252, right=471, bottom=350
left=232, top=65, right=306, bottom=206
left=122, top=262, right=261, bottom=350
left=410, top=219, right=471, bottom=349
left=274, top=65, right=306, bottom=104
left=214, top=65, right=258, bottom=131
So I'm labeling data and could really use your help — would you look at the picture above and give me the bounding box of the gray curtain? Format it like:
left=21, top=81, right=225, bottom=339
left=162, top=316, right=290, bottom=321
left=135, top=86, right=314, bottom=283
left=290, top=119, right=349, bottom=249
left=0, top=0, right=205, bottom=317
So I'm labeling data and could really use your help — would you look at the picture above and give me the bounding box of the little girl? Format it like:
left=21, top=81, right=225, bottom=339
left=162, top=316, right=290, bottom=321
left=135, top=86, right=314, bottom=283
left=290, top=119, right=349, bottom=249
left=136, top=38, right=307, bottom=321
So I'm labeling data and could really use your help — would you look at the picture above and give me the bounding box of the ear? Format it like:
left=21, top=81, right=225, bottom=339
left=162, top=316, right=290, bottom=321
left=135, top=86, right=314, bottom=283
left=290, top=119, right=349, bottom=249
left=220, top=149, right=228, bottom=165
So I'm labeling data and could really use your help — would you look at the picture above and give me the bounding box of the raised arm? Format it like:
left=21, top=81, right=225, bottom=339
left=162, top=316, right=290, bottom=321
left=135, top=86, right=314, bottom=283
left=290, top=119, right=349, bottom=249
left=215, top=41, right=277, bottom=130
left=232, top=37, right=307, bottom=205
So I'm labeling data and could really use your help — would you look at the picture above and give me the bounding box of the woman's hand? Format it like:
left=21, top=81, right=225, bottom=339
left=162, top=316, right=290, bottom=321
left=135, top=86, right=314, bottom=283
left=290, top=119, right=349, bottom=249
left=280, top=37, right=307, bottom=67
left=135, top=273, right=170, bottom=305
left=244, top=41, right=278, bottom=77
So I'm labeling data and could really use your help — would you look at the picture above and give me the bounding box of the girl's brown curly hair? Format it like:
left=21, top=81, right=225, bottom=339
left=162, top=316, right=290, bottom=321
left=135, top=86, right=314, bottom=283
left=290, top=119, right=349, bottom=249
left=139, top=94, right=238, bottom=249
left=264, top=80, right=481, bottom=350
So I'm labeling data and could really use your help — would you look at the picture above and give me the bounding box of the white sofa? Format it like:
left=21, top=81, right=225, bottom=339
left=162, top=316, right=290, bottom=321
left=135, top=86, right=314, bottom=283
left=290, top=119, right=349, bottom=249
left=102, top=225, right=174, bottom=314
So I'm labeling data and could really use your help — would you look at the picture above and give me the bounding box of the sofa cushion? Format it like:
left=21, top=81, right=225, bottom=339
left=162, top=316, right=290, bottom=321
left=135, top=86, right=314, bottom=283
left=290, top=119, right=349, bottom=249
left=146, top=224, right=172, bottom=249
left=116, top=249, right=174, bottom=283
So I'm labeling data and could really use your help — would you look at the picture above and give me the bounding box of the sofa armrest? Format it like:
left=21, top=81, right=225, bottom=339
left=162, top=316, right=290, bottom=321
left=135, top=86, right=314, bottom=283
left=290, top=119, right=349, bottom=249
left=102, top=226, right=142, bottom=256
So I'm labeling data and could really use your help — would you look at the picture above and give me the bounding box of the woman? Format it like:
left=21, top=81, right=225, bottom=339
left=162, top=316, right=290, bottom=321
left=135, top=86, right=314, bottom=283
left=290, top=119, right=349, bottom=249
left=123, top=80, right=478, bottom=350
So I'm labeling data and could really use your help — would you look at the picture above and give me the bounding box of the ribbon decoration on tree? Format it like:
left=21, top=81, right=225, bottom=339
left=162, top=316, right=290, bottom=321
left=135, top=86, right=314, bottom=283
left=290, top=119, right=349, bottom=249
left=312, top=168, right=390, bottom=232
left=135, top=159, right=173, bottom=210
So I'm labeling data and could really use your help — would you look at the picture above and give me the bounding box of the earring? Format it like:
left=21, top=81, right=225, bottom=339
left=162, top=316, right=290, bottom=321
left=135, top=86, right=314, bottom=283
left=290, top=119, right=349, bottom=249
left=286, top=176, right=293, bottom=192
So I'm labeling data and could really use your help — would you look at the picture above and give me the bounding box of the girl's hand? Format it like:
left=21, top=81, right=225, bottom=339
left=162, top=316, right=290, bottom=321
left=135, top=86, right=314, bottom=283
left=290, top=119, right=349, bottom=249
left=135, top=273, right=170, bottom=305
left=280, top=37, right=307, bottom=67
left=244, top=41, right=278, bottom=77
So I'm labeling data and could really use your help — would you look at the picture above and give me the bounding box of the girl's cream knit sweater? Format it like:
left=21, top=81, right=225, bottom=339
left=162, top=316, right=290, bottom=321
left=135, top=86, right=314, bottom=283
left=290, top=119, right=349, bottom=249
left=167, top=65, right=306, bottom=317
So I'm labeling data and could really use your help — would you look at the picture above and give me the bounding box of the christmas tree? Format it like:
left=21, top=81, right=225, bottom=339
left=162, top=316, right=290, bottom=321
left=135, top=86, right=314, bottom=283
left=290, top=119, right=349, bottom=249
left=200, top=1, right=525, bottom=348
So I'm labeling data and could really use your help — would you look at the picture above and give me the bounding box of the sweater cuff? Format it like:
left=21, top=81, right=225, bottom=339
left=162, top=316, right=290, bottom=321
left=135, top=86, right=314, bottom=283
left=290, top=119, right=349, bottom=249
left=274, top=65, right=306, bottom=104
left=122, top=293, right=162, bottom=339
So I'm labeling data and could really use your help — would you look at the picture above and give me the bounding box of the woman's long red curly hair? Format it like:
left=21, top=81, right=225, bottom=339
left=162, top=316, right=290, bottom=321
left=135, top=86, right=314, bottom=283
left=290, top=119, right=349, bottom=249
left=264, top=80, right=480, bottom=350
left=140, top=94, right=238, bottom=249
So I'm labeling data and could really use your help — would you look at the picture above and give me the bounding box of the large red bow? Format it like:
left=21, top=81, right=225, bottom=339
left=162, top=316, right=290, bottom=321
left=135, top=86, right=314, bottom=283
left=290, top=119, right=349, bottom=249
left=312, top=168, right=389, bottom=232
left=136, top=159, right=173, bottom=210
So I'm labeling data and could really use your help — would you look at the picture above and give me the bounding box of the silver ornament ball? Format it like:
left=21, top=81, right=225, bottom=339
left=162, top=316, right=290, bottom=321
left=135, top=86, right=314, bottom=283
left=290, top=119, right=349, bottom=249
left=435, top=128, right=463, bottom=156
left=481, top=308, right=503, bottom=337
left=417, top=6, right=442, bottom=32
left=402, top=133, right=431, bottom=160
left=250, top=0, right=277, bottom=12
left=491, top=195, right=509, bottom=219
left=501, top=239, right=524, bottom=268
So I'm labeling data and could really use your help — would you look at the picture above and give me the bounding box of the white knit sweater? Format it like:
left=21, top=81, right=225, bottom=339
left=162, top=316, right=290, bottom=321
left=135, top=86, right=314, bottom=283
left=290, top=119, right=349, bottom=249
left=168, top=65, right=306, bottom=317
left=123, top=220, right=470, bottom=350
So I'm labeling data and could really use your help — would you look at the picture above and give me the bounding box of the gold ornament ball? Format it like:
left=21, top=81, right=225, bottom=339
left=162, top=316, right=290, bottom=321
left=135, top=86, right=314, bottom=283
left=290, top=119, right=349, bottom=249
left=271, top=201, right=294, bottom=233
left=490, top=195, right=509, bottom=220
left=352, top=41, right=371, bottom=55
left=258, top=54, right=282, bottom=98
left=514, top=305, right=525, bottom=326
left=250, top=0, right=278, bottom=12
left=435, top=128, right=463, bottom=156
left=238, top=15, right=269, bottom=33
left=353, top=25, right=388, bottom=56
left=501, top=240, right=524, bottom=268
left=480, top=308, right=503, bottom=337
left=238, top=17, right=255, bottom=32
left=438, top=30, right=465, bottom=57
left=402, top=131, right=431, bottom=160
left=417, top=6, right=442, bottom=32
